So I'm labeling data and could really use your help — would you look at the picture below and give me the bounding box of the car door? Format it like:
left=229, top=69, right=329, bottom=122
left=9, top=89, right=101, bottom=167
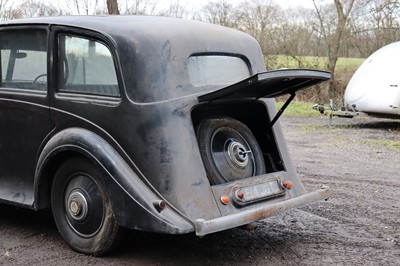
left=0, top=27, right=51, bottom=207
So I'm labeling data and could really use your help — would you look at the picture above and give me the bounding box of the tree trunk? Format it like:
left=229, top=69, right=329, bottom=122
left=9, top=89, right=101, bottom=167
left=327, top=0, right=355, bottom=99
left=107, top=0, right=119, bottom=15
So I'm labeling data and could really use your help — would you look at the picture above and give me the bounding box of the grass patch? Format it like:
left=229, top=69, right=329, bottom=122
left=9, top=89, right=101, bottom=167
left=336, top=57, right=365, bottom=72
left=295, top=121, right=400, bottom=150
left=295, top=123, right=400, bottom=150
left=334, top=135, right=400, bottom=150
left=361, top=138, right=400, bottom=150
left=276, top=100, right=319, bottom=116
left=266, top=55, right=364, bottom=72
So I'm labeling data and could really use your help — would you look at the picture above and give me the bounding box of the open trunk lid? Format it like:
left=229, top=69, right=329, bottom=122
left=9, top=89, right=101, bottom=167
left=198, top=69, right=331, bottom=103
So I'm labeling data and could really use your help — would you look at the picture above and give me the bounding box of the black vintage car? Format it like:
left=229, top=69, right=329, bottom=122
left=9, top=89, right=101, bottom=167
left=0, top=16, right=330, bottom=256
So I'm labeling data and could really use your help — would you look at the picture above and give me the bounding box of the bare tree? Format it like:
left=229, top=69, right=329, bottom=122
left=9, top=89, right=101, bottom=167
left=276, top=8, right=319, bottom=57
left=158, top=1, right=190, bottom=19
left=233, top=0, right=282, bottom=55
left=313, top=0, right=356, bottom=98
left=122, top=0, right=157, bottom=15
left=9, top=0, right=62, bottom=19
left=0, top=0, right=12, bottom=20
left=201, top=0, right=233, bottom=27
left=63, top=0, right=100, bottom=15
left=367, top=0, right=400, bottom=50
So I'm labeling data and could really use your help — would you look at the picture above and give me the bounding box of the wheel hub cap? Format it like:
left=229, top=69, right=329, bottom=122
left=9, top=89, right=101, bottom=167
left=227, top=141, right=251, bottom=168
left=67, top=191, right=88, bottom=221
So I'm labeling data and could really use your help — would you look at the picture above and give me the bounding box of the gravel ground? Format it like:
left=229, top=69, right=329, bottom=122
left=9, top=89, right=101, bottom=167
left=0, top=114, right=399, bottom=265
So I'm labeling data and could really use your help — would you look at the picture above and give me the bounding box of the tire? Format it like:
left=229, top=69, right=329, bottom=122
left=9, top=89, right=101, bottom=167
left=196, top=116, right=266, bottom=185
left=51, top=157, right=121, bottom=256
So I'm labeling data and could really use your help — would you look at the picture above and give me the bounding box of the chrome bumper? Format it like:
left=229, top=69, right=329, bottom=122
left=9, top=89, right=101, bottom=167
left=195, top=188, right=330, bottom=236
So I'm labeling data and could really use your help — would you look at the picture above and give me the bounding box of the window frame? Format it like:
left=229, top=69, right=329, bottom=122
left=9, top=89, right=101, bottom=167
left=53, top=28, right=122, bottom=100
left=0, top=26, right=49, bottom=96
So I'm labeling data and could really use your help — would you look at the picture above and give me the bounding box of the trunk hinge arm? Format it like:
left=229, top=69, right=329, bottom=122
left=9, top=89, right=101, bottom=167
left=270, top=92, right=296, bottom=127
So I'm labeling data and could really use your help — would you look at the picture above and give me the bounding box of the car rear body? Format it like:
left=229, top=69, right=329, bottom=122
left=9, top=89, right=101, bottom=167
left=0, top=16, right=330, bottom=254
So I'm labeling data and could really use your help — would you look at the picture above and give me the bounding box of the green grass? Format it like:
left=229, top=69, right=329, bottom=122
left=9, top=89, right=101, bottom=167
left=276, top=100, right=318, bottom=116
left=362, top=138, right=400, bottom=150
left=330, top=134, right=400, bottom=150
left=277, top=100, right=400, bottom=150
left=285, top=115, right=400, bottom=150
left=266, top=55, right=365, bottom=72
left=336, top=57, right=365, bottom=71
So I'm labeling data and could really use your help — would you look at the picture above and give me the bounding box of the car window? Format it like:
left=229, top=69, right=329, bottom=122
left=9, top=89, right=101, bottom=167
left=187, top=55, right=250, bottom=87
left=0, top=30, right=47, bottom=92
left=58, top=34, right=120, bottom=97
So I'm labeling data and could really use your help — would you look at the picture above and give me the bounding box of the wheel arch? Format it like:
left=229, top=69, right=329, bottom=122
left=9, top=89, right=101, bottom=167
left=34, top=127, right=193, bottom=234
left=35, top=149, right=82, bottom=210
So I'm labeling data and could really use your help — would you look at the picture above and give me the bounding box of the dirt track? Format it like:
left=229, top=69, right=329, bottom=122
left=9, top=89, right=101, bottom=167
left=1, top=115, right=399, bottom=265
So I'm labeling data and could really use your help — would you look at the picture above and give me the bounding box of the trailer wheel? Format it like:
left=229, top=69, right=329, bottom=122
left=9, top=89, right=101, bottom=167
left=196, top=117, right=265, bottom=185
left=51, top=157, right=121, bottom=256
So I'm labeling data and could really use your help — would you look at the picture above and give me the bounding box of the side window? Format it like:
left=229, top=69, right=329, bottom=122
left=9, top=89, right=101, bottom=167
left=0, top=30, right=47, bottom=91
left=58, top=34, right=119, bottom=97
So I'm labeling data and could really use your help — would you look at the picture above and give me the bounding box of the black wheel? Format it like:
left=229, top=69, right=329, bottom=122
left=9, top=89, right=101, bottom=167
left=51, top=157, right=121, bottom=256
left=196, top=117, right=266, bottom=185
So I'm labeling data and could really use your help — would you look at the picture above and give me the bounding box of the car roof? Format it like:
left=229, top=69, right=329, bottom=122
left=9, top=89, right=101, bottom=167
left=1, top=16, right=267, bottom=103
left=1, top=16, right=261, bottom=54
left=1, top=16, right=240, bottom=41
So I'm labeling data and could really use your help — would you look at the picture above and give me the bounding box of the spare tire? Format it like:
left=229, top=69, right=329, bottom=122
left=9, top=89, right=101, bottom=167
left=196, top=116, right=266, bottom=185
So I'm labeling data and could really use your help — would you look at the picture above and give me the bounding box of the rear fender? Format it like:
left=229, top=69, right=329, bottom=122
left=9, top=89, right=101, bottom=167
left=35, top=127, right=193, bottom=234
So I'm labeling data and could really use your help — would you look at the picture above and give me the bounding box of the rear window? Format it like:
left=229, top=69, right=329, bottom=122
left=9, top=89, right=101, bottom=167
left=187, top=55, right=250, bottom=87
